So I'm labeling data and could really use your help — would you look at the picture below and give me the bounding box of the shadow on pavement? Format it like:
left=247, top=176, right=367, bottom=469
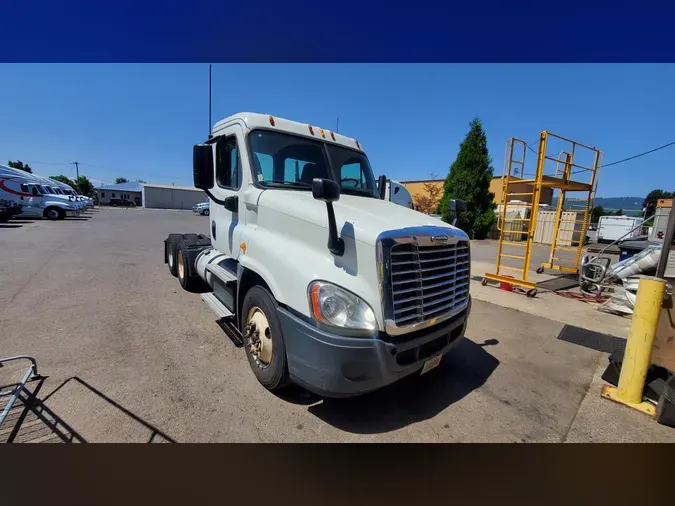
left=0, top=224, right=25, bottom=229
left=307, top=338, right=500, bottom=434
left=2, top=376, right=176, bottom=443
left=1, top=376, right=86, bottom=443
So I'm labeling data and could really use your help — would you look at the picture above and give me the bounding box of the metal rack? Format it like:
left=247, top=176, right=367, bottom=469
left=483, top=131, right=603, bottom=297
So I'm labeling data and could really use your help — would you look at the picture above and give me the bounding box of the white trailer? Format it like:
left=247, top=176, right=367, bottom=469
left=165, top=112, right=471, bottom=398
left=597, top=215, right=644, bottom=243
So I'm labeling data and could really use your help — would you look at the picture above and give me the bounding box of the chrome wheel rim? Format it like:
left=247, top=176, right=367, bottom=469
left=246, top=307, right=273, bottom=367
left=177, top=249, right=184, bottom=280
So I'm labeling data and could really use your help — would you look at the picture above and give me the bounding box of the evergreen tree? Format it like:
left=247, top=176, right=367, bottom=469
left=437, top=118, right=496, bottom=238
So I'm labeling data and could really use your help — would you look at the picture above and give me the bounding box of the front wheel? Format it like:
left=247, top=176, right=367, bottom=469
left=241, top=286, right=290, bottom=392
left=202, top=209, right=210, bottom=216
left=44, top=207, right=65, bottom=220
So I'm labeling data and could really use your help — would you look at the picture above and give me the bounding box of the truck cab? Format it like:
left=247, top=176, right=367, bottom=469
left=0, top=165, right=81, bottom=220
left=165, top=113, right=471, bottom=397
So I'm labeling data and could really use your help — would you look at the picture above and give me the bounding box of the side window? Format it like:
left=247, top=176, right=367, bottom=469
left=340, top=162, right=365, bottom=187
left=216, top=136, right=242, bottom=189
left=112, top=193, right=115, bottom=198
left=32, top=186, right=39, bottom=196
left=101, top=192, right=105, bottom=198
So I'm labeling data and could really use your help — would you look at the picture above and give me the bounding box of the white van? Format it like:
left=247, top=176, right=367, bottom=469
left=0, top=165, right=81, bottom=220
left=597, top=215, right=644, bottom=243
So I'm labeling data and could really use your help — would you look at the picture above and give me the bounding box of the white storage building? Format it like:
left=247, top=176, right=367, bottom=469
left=96, top=182, right=206, bottom=210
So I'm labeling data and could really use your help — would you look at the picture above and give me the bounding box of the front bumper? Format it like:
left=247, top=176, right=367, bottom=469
left=65, top=210, right=80, bottom=217
left=279, top=297, right=471, bottom=397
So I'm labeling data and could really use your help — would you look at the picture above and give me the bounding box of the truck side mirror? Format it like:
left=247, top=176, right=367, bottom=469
left=311, top=178, right=340, bottom=203
left=378, top=175, right=387, bottom=200
left=193, top=144, right=214, bottom=190
left=449, top=199, right=467, bottom=213
left=312, top=178, right=344, bottom=256
left=448, top=199, right=467, bottom=226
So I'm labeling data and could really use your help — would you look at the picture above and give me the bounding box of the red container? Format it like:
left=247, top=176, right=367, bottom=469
left=499, top=275, right=515, bottom=292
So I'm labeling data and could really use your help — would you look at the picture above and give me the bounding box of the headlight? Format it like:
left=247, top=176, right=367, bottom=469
left=308, top=281, right=377, bottom=331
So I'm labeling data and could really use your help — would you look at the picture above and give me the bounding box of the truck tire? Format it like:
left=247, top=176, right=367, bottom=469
left=165, top=234, right=183, bottom=277
left=44, top=207, right=65, bottom=220
left=176, top=238, right=210, bottom=293
left=241, top=286, right=291, bottom=392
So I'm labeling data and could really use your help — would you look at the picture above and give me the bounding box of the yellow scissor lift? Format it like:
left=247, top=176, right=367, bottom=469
left=482, top=131, right=602, bottom=297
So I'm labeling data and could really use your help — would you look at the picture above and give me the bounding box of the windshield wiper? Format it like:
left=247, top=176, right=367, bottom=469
left=263, top=181, right=312, bottom=190
left=340, top=187, right=375, bottom=197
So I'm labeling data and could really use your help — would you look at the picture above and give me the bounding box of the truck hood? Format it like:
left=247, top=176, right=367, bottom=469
left=257, top=190, right=468, bottom=245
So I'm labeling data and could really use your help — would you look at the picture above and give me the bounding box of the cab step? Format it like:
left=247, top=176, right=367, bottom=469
left=200, top=292, right=233, bottom=320
left=205, top=262, right=237, bottom=284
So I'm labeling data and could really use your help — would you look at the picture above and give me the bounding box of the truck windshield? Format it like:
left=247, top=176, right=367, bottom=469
left=247, top=130, right=377, bottom=197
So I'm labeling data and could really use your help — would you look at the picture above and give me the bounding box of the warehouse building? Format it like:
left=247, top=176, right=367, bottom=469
left=95, top=182, right=206, bottom=210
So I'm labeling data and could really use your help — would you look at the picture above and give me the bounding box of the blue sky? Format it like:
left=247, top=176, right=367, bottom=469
left=1, top=64, right=673, bottom=197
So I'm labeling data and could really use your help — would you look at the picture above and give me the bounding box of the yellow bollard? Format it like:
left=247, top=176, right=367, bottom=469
left=601, top=276, right=666, bottom=417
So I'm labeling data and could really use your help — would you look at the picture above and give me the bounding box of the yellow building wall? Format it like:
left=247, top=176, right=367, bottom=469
left=402, top=177, right=553, bottom=214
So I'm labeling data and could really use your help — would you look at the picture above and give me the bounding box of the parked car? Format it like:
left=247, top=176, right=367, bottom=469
left=193, top=201, right=209, bottom=213
left=197, top=202, right=210, bottom=216
left=109, top=198, right=136, bottom=207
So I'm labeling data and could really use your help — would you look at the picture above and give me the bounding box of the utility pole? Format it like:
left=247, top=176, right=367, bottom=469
left=208, top=64, right=212, bottom=139
left=72, top=161, right=80, bottom=179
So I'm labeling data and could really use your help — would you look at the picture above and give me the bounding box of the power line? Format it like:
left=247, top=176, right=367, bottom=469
left=603, top=140, right=675, bottom=168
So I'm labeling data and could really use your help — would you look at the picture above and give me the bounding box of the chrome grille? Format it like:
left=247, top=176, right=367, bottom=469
left=388, top=240, right=470, bottom=327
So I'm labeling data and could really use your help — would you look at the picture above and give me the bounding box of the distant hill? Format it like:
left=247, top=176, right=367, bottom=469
left=553, top=196, right=644, bottom=214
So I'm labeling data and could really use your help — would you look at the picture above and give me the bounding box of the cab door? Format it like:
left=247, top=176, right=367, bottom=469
left=209, top=126, right=245, bottom=259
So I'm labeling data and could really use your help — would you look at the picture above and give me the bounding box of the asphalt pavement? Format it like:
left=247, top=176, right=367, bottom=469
left=1, top=209, right=672, bottom=442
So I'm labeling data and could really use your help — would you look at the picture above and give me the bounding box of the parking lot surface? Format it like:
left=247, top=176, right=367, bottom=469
left=1, top=209, right=673, bottom=442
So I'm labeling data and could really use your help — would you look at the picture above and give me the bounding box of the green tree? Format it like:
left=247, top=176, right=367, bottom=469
left=591, top=206, right=606, bottom=223
left=74, top=176, right=94, bottom=196
left=115, top=177, right=129, bottom=184
left=437, top=118, right=496, bottom=238
left=50, top=175, right=76, bottom=188
left=643, top=189, right=673, bottom=218
left=7, top=160, right=32, bottom=173
left=614, top=208, right=624, bottom=216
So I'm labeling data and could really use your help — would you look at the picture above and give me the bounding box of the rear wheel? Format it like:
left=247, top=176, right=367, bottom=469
left=176, top=238, right=210, bottom=293
left=241, top=286, right=290, bottom=392
left=44, top=207, right=65, bottom=220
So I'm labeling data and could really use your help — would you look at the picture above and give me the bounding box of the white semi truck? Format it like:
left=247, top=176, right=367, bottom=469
left=165, top=113, right=471, bottom=397
left=0, top=165, right=82, bottom=220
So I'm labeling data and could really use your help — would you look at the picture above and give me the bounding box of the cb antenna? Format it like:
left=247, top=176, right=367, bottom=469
left=208, top=64, right=213, bottom=139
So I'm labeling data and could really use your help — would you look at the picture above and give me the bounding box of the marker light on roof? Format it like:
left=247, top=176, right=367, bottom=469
left=269, top=116, right=275, bottom=126
left=308, top=125, right=315, bottom=136
left=330, top=132, right=336, bottom=141
left=319, top=128, right=325, bottom=138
